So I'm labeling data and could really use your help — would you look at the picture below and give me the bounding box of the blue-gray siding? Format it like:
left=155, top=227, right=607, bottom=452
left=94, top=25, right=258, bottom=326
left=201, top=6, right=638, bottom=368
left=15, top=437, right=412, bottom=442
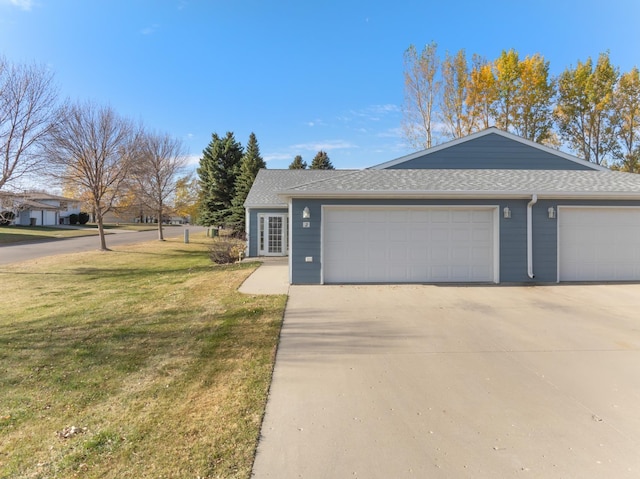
left=385, top=134, right=594, bottom=170
left=246, top=207, right=288, bottom=257
left=290, top=198, right=640, bottom=284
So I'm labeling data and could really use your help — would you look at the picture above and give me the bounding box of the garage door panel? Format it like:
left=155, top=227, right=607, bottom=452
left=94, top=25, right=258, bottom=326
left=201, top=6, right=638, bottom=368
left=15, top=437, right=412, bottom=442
left=324, top=207, right=496, bottom=283
left=451, top=210, right=471, bottom=222
left=559, top=207, right=640, bottom=281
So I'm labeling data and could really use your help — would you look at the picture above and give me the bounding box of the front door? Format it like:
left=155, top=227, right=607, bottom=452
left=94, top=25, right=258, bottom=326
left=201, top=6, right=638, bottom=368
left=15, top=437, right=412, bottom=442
left=258, top=214, right=288, bottom=256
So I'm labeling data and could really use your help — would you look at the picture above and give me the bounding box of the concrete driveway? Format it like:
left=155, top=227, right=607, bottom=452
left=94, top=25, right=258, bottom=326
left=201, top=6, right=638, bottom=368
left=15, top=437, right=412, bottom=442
left=252, top=284, right=640, bottom=478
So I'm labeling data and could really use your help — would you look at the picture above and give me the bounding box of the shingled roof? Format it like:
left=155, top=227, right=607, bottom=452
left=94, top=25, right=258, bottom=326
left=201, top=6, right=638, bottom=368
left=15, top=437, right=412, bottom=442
left=244, top=169, right=357, bottom=207
left=277, top=169, right=640, bottom=199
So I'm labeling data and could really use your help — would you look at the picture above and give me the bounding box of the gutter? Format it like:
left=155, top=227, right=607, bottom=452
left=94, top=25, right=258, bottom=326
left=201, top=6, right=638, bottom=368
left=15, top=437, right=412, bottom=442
left=527, top=194, right=538, bottom=279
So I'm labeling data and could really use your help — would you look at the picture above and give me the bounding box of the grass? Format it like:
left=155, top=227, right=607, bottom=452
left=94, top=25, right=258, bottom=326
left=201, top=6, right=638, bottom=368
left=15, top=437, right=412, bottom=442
left=0, top=224, right=182, bottom=244
left=0, top=235, right=286, bottom=478
left=0, top=226, right=99, bottom=244
left=89, top=223, right=181, bottom=232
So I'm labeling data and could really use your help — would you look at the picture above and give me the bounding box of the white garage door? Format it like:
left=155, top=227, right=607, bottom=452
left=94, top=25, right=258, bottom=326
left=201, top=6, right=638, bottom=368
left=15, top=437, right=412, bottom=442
left=323, top=207, right=497, bottom=283
left=559, top=207, right=640, bottom=281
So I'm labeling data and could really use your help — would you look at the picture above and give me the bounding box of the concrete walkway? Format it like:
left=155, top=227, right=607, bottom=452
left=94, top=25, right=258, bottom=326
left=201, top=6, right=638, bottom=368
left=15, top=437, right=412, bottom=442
left=238, top=257, right=289, bottom=295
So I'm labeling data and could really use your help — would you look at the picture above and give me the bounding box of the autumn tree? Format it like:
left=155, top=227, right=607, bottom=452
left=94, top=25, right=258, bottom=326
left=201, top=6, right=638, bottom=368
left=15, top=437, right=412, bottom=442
left=612, top=67, right=640, bottom=171
left=289, top=155, right=307, bottom=169
left=467, top=55, right=497, bottom=130
left=402, top=42, right=440, bottom=148
left=513, top=54, right=555, bottom=143
left=440, top=49, right=476, bottom=138
left=492, top=49, right=521, bottom=130
left=229, top=132, right=266, bottom=233
left=196, top=132, right=243, bottom=226
left=173, top=175, right=199, bottom=222
left=0, top=56, right=58, bottom=191
left=555, top=52, right=619, bottom=165
left=310, top=150, right=334, bottom=170
left=47, top=102, right=140, bottom=250
left=130, top=131, right=188, bottom=240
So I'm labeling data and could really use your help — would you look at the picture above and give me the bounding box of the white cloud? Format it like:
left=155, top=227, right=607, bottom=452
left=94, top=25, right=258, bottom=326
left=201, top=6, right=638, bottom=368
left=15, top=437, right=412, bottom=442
left=377, top=127, right=403, bottom=138
left=305, top=118, right=326, bottom=128
left=3, top=0, right=34, bottom=11
left=263, top=153, right=294, bottom=163
left=184, top=154, right=201, bottom=167
left=340, top=104, right=400, bottom=123
left=290, top=140, right=357, bottom=152
left=141, top=24, right=160, bottom=35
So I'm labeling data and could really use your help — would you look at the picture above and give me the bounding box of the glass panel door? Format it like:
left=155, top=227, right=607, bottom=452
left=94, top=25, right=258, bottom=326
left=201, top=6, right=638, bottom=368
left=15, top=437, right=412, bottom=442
left=268, top=216, right=283, bottom=254
left=258, top=214, right=287, bottom=256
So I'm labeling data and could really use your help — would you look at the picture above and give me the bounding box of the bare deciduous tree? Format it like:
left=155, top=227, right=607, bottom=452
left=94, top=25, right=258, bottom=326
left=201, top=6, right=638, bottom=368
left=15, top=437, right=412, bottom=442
left=47, top=101, right=139, bottom=250
left=402, top=42, right=440, bottom=149
left=130, top=131, right=188, bottom=240
left=0, top=56, right=58, bottom=191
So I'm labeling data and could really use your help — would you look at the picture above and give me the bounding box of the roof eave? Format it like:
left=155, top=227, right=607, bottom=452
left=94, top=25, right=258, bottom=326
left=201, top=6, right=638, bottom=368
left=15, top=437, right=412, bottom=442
left=278, top=190, right=640, bottom=201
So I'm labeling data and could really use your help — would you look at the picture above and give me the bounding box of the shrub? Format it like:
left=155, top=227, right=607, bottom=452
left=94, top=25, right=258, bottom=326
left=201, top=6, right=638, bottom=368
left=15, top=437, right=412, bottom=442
left=209, top=238, right=246, bottom=264
left=78, top=212, right=90, bottom=224
left=0, top=211, right=15, bottom=226
left=69, top=213, right=79, bottom=225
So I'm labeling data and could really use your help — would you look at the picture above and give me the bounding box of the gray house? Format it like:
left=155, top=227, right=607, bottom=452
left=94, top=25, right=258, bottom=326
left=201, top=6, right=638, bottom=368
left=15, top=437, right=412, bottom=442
left=245, top=127, right=640, bottom=284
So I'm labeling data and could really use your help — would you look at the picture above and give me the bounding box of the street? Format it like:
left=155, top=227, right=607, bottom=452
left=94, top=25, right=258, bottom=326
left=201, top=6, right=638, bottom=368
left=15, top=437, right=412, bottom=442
left=0, top=225, right=207, bottom=266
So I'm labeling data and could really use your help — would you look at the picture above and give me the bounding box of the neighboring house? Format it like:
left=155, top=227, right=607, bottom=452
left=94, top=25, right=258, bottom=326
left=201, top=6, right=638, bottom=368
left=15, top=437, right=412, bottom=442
left=1, top=192, right=81, bottom=226
left=245, top=127, right=640, bottom=284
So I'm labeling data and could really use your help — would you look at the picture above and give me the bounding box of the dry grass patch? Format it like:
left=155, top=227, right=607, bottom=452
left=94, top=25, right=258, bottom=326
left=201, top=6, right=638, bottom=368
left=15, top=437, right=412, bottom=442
left=0, top=237, right=286, bottom=478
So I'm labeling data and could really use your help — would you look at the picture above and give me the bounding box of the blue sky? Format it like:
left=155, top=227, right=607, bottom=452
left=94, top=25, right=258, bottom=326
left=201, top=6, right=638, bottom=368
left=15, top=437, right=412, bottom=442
left=1, top=0, right=639, bottom=170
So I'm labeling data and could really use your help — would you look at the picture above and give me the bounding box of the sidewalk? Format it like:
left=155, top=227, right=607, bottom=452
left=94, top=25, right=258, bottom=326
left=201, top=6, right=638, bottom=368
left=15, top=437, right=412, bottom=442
left=239, top=257, right=289, bottom=295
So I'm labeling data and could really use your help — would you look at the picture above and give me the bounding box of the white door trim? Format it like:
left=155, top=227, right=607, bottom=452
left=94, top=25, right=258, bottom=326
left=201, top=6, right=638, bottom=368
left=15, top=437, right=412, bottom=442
left=258, top=213, right=288, bottom=256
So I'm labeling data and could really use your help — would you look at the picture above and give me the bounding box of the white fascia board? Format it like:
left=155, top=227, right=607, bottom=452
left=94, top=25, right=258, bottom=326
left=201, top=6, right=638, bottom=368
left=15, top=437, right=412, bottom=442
left=243, top=203, right=288, bottom=209
left=279, top=190, right=640, bottom=201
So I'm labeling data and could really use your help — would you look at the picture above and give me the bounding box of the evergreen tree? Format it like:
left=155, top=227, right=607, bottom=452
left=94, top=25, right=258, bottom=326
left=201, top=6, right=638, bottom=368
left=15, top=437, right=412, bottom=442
left=289, top=155, right=307, bottom=169
left=196, top=132, right=243, bottom=226
left=229, top=132, right=266, bottom=232
left=310, top=150, right=334, bottom=170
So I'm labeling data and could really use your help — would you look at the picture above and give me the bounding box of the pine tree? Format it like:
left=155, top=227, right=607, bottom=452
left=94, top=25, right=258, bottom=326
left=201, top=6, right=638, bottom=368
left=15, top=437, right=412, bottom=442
left=229, top=132, right=266, bottom=232
left=196, top=132, right=243, bottom=226
left=310, top=150, right=334, bottom=170
left=289, top=155, right=307, bottom=169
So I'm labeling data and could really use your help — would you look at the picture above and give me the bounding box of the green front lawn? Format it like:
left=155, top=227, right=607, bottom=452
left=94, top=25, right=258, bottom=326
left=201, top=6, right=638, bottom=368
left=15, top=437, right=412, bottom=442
left=0, top=226, right=99, bottom=244
left=0, top=236, right=286, bottom=478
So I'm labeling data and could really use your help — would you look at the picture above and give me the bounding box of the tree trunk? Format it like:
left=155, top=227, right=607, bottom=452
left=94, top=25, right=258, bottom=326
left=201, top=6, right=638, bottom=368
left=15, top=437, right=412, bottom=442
left=157, top=206, right=164, bottom=241
left=96, top=211, right=109, bottom=251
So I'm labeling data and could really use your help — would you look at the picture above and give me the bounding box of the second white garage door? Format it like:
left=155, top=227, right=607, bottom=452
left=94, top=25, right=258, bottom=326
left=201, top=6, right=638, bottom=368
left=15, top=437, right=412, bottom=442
left=323, top=207, right=497, bottom=283
left=559, top=207, right=640, bottom=281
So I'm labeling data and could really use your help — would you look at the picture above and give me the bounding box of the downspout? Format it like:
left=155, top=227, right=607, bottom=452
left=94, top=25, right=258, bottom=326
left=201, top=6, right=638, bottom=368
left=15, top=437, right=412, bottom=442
left=527, top=194, right=538, bottom=279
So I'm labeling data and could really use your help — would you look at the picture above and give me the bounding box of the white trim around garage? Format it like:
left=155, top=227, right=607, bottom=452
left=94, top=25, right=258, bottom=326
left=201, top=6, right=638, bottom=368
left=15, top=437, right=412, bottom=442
left=320, top=205, right=500, bottom=284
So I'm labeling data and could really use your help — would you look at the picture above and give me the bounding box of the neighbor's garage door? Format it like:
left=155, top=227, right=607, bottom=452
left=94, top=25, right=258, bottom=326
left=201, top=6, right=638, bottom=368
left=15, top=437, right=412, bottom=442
left=559, top=207, right=640, bottom=281
left=323, top=207, right=496, bottom=283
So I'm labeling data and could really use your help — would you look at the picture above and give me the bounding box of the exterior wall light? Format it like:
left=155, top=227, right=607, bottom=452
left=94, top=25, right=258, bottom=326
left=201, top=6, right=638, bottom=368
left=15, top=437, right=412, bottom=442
left=503, top=207, right=511, bottom=219
left=302, top=207, right=310, bottom=219
left=548, top=207, right=556, bottom=219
